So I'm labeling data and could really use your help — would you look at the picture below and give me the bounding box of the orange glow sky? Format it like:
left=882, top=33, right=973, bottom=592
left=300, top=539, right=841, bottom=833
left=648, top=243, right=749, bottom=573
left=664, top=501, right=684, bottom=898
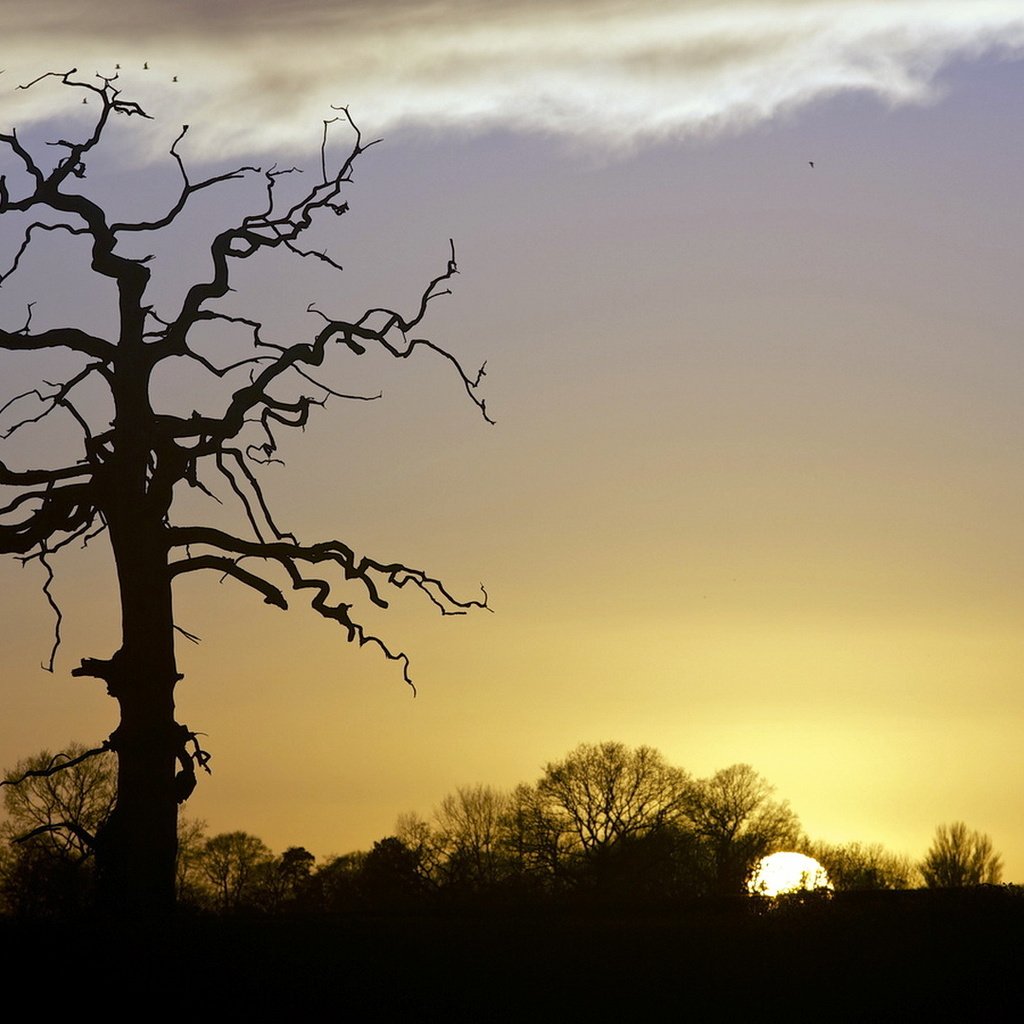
left=2, top=2, right=1023, bottom=879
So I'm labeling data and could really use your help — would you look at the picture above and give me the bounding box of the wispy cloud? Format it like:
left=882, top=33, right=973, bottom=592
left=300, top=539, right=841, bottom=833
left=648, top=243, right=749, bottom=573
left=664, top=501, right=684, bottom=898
left=4, top=1, right=1024, bottom=156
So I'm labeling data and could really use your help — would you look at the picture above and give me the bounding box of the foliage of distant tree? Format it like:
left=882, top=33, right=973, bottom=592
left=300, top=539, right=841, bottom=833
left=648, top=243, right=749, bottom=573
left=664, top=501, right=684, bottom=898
left=498, top=782, right=570, bottom=890
left=809, top=840, right=917, bottom=891
left=433, top=784, right=510, bottom=891
left=309, top=851, right=367, bottom=912
left=539, top=742, right=690, bottom=854
left=920, top=822, right=1002, bottom=888
left=1, top=744, right=117, bottom=858
left=0, top=743, right=116, bottom=915
left=682, top=764, right=801, bottom=895
left=173, top=832, right=321, bottom=913
left=175, top=816, right=209, bottom=904
left=360, top=836, right=431, bottom=906
left=199, top=831, right=274, bottom=912
left=380, top=747, right=805, bottom=900
left=530, top=742, right=696, bottom=893
left=265, top=846, right=317, bottom=910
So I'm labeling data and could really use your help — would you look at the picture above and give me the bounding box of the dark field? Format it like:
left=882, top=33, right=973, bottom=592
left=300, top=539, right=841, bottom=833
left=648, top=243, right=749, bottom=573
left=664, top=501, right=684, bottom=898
left=3, top=889, right=1020, bottom=1016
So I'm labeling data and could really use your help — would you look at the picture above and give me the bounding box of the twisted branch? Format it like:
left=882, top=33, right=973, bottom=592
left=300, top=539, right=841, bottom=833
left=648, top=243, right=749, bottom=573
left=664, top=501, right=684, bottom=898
left=0, top=741, right=111, bottom=789
left=1, top=71, right=491, bottom=697
left=38, top=548, right=63, bottom=671
left=111, top=124, right=260, bottom=234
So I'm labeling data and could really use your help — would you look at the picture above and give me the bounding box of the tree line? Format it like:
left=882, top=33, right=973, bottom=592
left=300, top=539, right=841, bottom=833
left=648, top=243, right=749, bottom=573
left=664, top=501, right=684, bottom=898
left=0, top=740, right=1003, bottom=916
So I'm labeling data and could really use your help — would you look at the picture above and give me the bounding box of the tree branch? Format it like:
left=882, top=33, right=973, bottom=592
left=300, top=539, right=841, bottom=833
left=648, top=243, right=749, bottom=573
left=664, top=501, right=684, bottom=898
left=160, top=109, right=368, bottom=349
left=38, top=548, right=63, bottom=672
left=0, top=480, right=95, bottom=555
left=0, top=127, right=44, bottom=191
left=0, top=325, right=115, bottom=360
left=1, top=741, right=111, bottom=789
left=165, top=523, right=488, bottom=688
left=110, top=124, right=260, bottom=234
left=0, top=461, right=91, bottom=486
left=0, top=361, right=106, bottom=440
left=15, top=70, right=151, bottom=195
left=283, top=559, right=419, bottom=693
left=219, top=448, right=296, bottom=540
left=153, top=240, right=488, bottom=457
left=0, top=220, right=92, bottom=285
left=11, top=820, right=97, bottom=851
left=168, top=554, right=288, bottom=609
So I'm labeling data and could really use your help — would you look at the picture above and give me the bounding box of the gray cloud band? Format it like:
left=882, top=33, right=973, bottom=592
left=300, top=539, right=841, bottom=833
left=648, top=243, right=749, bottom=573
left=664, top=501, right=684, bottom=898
left=3, top=1, right=1023, bottom=157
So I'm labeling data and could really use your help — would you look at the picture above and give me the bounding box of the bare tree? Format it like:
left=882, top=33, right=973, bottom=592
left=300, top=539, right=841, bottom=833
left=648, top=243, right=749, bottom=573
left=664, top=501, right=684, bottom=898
left=1, top=743, right=117, bottom=861
left=199, top=830, right=273, bottom=912
left=174, top=816, right=208, bottom=905
left=433, top=784, right=509, bottom=889
left=920, top=822, right=1002, bottom=888
left=538, top=741, right=690, bottom=856
left=0, top=71, right=489, bottom=912
left=0, top=743, right=117, bottom=914
left=682, top=763, right=800, bottom=895
left=497, top=782, right=568, bottom=886
left=393, top=810, right=446, bottom=889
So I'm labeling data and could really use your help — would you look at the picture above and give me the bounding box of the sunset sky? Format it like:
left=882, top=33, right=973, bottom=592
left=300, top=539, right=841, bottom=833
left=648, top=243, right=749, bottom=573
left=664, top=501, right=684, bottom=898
left=2, top=2, right=1023, bottom=878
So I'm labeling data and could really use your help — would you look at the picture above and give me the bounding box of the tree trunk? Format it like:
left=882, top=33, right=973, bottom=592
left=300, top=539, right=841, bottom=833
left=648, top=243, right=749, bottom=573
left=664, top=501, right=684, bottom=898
left=94, top=514, right=181, bottom=915
left=88, top=283, right=184, bottom=914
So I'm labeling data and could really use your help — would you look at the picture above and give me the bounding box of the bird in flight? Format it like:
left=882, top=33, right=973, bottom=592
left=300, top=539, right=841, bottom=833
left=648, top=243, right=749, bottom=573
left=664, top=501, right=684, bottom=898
left=808, top=161, right=815, bottom=168
left=143, top=62, right=149, bottom=70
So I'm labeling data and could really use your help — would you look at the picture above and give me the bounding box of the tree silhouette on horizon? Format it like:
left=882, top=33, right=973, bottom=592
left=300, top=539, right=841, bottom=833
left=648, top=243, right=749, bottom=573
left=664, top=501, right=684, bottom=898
left=920, top=822, right=1002, bottom=888
left=0, top=69, right=489, bottom=913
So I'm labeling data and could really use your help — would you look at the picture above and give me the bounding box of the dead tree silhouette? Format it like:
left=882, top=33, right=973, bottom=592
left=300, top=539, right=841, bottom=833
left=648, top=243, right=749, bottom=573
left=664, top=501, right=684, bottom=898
left=0, top=70, right=490, bottom=913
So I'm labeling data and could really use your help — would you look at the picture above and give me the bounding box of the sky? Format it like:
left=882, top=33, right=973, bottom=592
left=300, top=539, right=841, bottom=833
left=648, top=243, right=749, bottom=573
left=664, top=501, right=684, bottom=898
left=2, top=1, right=1024, bottom=878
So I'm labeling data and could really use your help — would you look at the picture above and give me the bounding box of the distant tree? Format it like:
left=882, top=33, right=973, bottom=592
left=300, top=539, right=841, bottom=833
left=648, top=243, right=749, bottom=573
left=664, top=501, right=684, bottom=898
left=538, top=742, right=690, bottom=855
left=809, top=839, right=916, bottom=891
left=433, top=784, right=510, bottom=890
left=0, top=69, right=488, bottom=913
left=0, top=836, right=96, bottom=917
left=394, top=811, right=446, bottom=888
left=0, top=743, right=117, bottom=915
left=0, top=843, right=15, bottom=913
left=361, top=836, right=429, bottom=905
left=497, top=782, right=568, bottom=888
left=174, top=816, right=208, bottom=905
left=251, top=845, right=317, bottom=912
left=682, top=764, right=800, bottom=895
left=920, top=822, right=1002, bottom=888
left=1, top=743, right=117, bottom=860
left=312, top=851, right=367, bottom=912
left=589, top=824, right=710, bottom=901
left=199, top=830, right=273, bottom=911
left=278, top=845, right=316, bottom=890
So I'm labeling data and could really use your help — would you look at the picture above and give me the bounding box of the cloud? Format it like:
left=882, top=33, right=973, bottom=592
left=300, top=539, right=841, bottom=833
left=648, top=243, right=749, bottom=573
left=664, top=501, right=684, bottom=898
left=3, top=1, right=1024, bottom=157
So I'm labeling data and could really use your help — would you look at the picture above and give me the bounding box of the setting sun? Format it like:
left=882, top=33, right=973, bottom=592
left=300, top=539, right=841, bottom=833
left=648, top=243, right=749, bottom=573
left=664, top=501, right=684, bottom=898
left=749, top=852, right=832, bottom=897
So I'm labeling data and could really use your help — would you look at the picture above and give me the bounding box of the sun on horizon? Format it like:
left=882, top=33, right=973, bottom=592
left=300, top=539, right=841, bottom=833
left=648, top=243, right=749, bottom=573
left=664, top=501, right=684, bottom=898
left=748, top=852, right=833, bottom=897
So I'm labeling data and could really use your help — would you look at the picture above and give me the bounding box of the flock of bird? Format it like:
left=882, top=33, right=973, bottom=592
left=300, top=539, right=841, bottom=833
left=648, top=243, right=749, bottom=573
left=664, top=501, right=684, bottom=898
left=122, top=62, right=176, bottom=81
left=70, top=63, right=179, bottom=102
